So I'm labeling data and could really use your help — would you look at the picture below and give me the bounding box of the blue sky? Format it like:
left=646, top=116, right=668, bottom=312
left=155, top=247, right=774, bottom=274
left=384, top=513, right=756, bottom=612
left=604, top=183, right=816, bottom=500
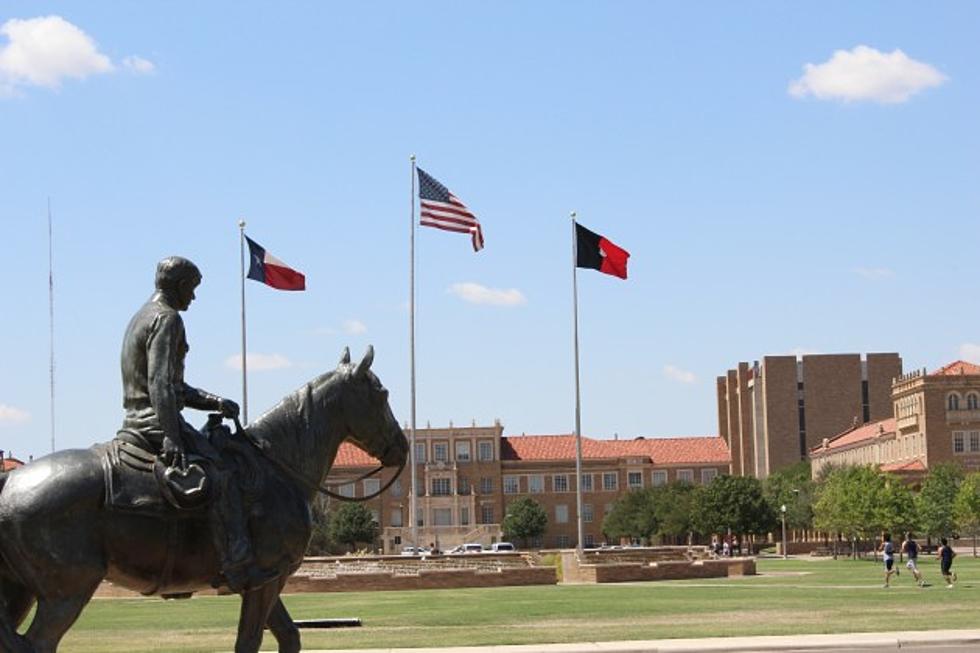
left=2, top=2, right=978, bottom=461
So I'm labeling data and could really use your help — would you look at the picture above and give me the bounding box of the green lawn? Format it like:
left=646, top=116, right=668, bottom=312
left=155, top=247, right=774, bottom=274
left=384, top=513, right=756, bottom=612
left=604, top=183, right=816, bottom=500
left=57, top=555, right=980, bottom=652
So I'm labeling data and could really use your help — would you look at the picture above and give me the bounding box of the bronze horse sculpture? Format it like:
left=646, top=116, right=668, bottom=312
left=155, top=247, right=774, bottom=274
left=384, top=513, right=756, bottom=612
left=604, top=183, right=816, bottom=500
left=0, top=347, right=407, bottom=653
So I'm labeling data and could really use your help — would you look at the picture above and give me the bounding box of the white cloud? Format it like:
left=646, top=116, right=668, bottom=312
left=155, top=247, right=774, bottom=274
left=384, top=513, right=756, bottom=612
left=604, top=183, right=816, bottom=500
left=0, top=404, right=30, bottom=425
left=224, top=353, right=293, bottom=371
left=663, top=364, right=696, bottom=384
left=448, top=282, right=527, bottom=307
left=0, top=16, right=154, bottom=95
left=122, top=55, right=155, bottom=75
left=855, top=267, right=894, bottom=280
left=959, top=343, right=980, bottom=364
left=343, top=319, right=367, bottom=335
left=789, top=45, right=947, bottom=104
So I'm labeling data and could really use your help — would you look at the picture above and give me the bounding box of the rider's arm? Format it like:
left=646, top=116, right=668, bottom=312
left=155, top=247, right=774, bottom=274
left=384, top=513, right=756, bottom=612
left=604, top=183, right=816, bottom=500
left=146, top=312, right=184, bottom=449
left=184, top=384, right=240, bottom=419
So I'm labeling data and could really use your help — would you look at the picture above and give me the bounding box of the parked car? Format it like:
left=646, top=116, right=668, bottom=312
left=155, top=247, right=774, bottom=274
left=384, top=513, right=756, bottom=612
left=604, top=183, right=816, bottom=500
left=400, top=546, right=431, bottom=556
left=490, top=542, right=516, bottom=553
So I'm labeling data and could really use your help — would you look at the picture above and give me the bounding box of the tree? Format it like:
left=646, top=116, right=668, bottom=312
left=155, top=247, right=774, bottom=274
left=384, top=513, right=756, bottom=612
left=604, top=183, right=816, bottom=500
left=327, top=502, right=379, bottom=552
left=306, top=499, right=336, bottom=555
left=601, top=489, right=657, bottom=544
left=953, top=472, right=980, bottom=556
left=502, top=497, right=548, bottom=548
left=691, top=475, right=776, bottom=540
left=813, top=465, right=884, bottom=557
left=764, top=461, right=815, bottom=533
left=915, top=462, right=964, bottom=539
left=650, top=481, right=696, bottom=542
left=876, top=475, right=917, bottom=542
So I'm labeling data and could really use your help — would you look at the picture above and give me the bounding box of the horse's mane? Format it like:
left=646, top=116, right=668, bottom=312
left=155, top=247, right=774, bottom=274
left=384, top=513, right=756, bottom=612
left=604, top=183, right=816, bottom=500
left=243, top=368, right=347, bottom=490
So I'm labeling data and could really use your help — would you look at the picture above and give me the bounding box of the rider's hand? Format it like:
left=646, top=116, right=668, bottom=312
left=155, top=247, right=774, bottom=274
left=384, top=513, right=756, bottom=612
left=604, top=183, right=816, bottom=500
left=162, top=436, right=185, bottom=468
left=219, top=398, right=240, bottom=420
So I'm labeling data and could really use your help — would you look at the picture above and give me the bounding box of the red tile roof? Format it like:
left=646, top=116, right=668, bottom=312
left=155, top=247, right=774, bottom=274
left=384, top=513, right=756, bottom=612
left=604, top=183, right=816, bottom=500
left=811, top=418, right=896, bottom=453
left=501, top=434, right=730, bottom=465
left=333, top=434, right=732, bottom=469
left=880, top=459, right=927, bottom=473
left=334, top=443, right=381, bottom=468
left=931, top=360, right=980, bottom=376
left=2, top=458, right=24, bottom=472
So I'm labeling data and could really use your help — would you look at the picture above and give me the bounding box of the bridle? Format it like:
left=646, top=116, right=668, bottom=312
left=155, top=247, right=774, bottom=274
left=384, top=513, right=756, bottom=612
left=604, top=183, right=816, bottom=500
left=232, top=417, right=405, bottom=502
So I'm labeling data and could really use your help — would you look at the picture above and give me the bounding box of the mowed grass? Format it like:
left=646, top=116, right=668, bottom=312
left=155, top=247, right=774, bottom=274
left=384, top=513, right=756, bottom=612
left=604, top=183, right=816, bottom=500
left=57, top=555, right=980, bottom=652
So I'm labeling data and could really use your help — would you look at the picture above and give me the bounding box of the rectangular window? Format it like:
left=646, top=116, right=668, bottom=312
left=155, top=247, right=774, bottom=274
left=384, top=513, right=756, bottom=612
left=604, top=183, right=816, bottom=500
left=604, top=503, right=613, bottom=514
left=954, top=432, right=965, bottom=454
left=416, top=478, right=425, bottom=496
left=416, top=508, right=424, bottom=527
left=677, top=469, right=694, bottom=483
left=503, top=475, right=520, bottom=494
left=480, top=477, right=493, bottom=494
left=583, top=503, right=594, bottom=523
left=478, top=441, right=494, bottom=461
left=433, top=508, right=453, bottom=526
left=584, top=533, right=595, bottom=548
left=553, top=474, right=570, bottom=492
left=414, top=443, right=426, bottom=464
left=971, top=431, right=980, bottom=453
left=340, top=482, right=355, bottom=498
left=480, top=504, right=494, bottom=524
left=433, top=442, right=448, bottom=462
left=370, top=510, right=379, bottom=525
left=460, top=506, right=470, bottom=526
left=580, top=473, right=593, bottom=492
left=390, top=509, right=403, bottom=527
left=363, top=478, right=380, bottom=496
left=529, top=475, right=544, bottom=493
left=455, top=441, right=471, bottom=461
left=458, top=476, right=471, bottom=495
left=431, top=478, right=451, bottom=496
left=390, top=478, right=403, bottom=497
left=603, top=472, right=618, bottom=491
left=701, top=468, right=718, bottom=484
left=652, top=470, right=667, bottom=487
left=555, top=504, right=569, bottom=523
left=627, top=471, right=643, bottom=489
left=556, top=535, right=570, bottom=548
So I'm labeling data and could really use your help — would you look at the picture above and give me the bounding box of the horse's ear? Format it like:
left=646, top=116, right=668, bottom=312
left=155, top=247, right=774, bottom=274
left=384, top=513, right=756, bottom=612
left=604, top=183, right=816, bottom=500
left=339, top=347, right=351, bottom=367
left=354, top=345, right=374, bottom=378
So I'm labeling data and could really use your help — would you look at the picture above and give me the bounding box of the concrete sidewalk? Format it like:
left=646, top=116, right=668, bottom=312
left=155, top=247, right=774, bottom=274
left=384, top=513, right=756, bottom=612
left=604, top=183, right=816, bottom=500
left=306, top=629, right=980, bottom=653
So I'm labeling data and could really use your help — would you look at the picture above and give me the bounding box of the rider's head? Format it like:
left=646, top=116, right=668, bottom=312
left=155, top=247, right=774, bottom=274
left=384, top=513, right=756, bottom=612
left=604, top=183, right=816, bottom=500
left=155, top=256, right=202, bottom=311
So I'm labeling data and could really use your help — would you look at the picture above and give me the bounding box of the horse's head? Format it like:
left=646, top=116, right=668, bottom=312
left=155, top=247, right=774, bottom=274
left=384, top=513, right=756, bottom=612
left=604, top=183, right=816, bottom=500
left=329, top=346, right=408, bottom=469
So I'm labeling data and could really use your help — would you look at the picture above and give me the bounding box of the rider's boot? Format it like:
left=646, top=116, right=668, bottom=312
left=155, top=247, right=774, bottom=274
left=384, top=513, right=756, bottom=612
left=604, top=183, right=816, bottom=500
left=210, top=469, right=279, bottom=593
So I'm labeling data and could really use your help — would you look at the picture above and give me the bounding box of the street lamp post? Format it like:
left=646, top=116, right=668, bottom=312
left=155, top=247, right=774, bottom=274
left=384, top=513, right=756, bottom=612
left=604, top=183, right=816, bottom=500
left=780, top=504, right=788, bottom=560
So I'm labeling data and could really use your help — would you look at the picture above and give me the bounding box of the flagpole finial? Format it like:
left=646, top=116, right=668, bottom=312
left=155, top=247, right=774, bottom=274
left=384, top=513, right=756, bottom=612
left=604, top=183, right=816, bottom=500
left=238, top=219, right=246, bottom=230
left=410, top=154, right=416, bottom=162
left=570, top=211, right=577, bottom=219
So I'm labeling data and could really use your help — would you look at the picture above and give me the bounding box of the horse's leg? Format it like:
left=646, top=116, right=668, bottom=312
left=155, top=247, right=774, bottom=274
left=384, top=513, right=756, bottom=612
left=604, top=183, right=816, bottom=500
left=234, top=582, right=282, bottom=653
left=267, top=596, right=301, bottom=653
left=24, top=581, right=100, bottom=653
left=0, top=583, right=32, bottom=653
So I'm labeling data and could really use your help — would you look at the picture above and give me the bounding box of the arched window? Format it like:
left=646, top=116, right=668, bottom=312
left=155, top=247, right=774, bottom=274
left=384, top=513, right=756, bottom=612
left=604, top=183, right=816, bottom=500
left=969, top=393, right=979, bottom=410
left=948, top=393, right=961, bottom=411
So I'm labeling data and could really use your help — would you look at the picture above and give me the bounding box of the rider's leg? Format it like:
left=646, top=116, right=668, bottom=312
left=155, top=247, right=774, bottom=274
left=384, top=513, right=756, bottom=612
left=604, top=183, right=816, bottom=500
left=211, top=468, right=277, bottom=593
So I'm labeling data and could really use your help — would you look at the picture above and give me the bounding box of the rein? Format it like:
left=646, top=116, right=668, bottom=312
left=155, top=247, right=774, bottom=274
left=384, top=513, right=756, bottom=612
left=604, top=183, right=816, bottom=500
left=232, top=417, right=403, bottom=502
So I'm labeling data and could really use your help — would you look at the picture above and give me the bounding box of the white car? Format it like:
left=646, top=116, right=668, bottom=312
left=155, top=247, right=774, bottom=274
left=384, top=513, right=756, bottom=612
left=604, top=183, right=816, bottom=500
left=490, top=542, right=516, bottom=553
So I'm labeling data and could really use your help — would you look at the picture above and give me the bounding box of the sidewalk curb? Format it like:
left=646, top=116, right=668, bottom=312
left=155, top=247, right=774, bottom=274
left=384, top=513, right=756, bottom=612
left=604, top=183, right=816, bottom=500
left=303, top=629, right=980, bottom=653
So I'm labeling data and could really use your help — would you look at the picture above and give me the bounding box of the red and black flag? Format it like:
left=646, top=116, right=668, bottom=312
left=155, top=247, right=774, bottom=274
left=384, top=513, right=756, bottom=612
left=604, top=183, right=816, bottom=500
left=575, top=222, right=629, bottom=280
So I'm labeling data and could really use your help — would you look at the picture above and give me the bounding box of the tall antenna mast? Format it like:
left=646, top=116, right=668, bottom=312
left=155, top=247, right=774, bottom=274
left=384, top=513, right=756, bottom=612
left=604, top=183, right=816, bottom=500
left=48, top=198, right=56, bottom=453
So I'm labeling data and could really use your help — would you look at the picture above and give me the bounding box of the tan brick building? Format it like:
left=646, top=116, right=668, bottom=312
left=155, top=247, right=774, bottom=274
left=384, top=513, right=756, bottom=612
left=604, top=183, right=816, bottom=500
left=327, top=423, right=730, bottom=553
left=810, top=360, right=980, bottom=479
left=717, top=353, right=902, bottom=478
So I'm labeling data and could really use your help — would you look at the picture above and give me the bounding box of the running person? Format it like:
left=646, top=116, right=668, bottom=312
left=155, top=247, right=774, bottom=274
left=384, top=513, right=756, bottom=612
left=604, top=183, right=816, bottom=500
left=880, top=533, right=897, bottom=588
left=938, top=537, right=957, bottom=588
left=902, top=532, right=925, bottom=587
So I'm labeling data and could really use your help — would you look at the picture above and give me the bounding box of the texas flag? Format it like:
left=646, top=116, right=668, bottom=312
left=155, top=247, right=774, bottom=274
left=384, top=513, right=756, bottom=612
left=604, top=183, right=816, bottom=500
left=245, top=236, right=306, bottom=291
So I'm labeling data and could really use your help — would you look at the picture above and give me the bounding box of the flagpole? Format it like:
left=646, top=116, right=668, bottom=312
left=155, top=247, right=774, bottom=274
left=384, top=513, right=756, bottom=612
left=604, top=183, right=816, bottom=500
left=571, top=212, right=584, bottom=553
left=409, top=155, right=418, bottom=551
left=48, top=198, right=56, bottom=454
left=239, top=220, right=249, bottom=424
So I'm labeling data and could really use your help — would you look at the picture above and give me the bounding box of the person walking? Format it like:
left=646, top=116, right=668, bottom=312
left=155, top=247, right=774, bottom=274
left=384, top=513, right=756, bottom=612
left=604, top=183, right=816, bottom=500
left=902, top=532, right=925, bottom=587
left=938, top=537, right=957, bottom=588
left=880, top=533, right=897, bottom=588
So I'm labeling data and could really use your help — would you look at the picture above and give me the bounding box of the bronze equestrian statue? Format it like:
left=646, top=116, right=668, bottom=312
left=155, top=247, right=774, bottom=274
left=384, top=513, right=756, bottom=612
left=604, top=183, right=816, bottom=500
left=0, top=258, right=408, bottom=653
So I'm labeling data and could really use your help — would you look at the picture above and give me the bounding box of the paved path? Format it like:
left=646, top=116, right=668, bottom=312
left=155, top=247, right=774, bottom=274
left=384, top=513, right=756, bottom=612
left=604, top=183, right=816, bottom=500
left=305, top=629, right=980, bottom=653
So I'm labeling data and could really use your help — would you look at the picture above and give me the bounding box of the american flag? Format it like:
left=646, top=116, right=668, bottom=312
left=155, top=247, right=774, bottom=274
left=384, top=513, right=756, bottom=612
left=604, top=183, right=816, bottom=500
left=417, top=167, right=484, bottom=252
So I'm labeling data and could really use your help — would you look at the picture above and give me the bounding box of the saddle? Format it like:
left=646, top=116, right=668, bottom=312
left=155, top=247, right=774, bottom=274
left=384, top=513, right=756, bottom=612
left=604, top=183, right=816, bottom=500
left=101, top=439, right=212, bottom=515
left=102, top=419, right=265, bottom=516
